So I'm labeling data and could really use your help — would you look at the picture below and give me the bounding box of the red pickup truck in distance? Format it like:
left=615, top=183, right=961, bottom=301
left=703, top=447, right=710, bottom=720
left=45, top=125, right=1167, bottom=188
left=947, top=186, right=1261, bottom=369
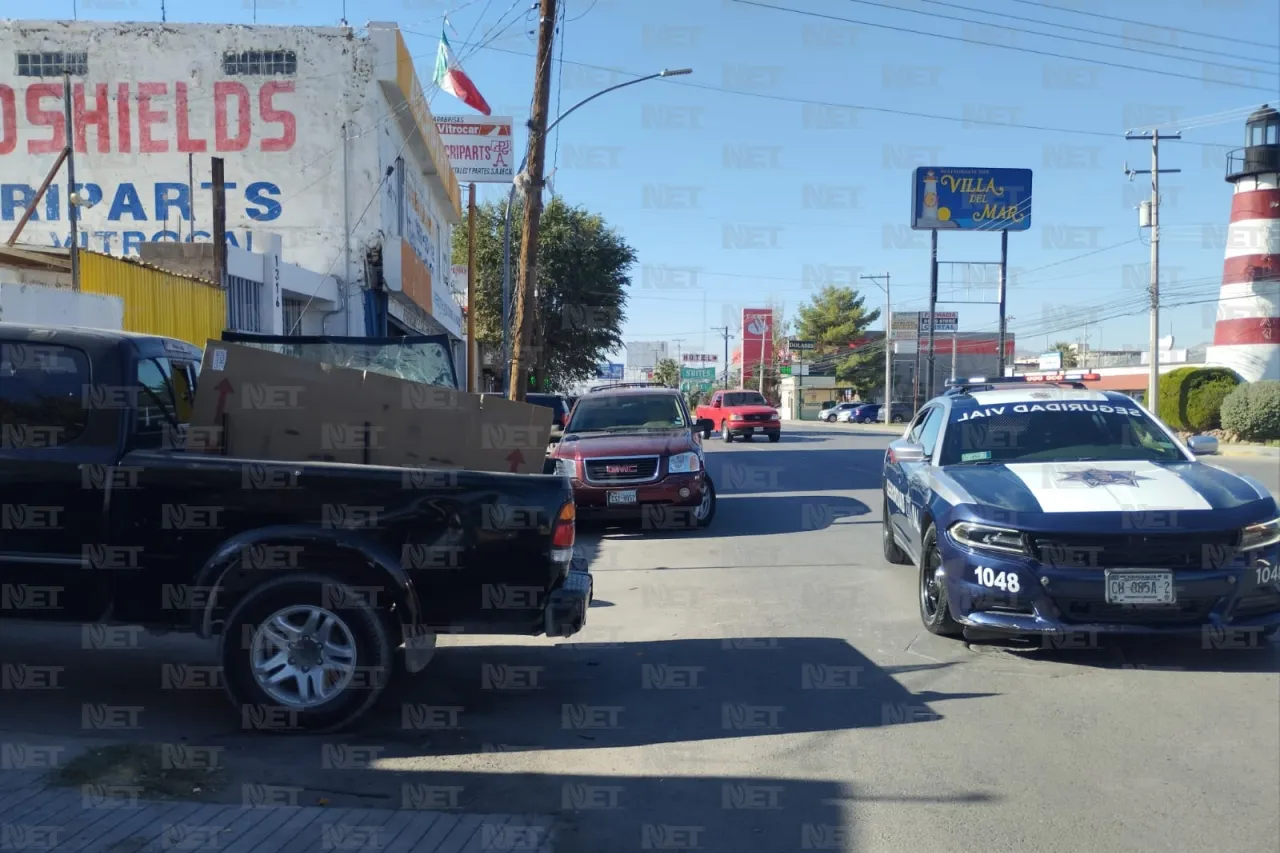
left=695, top=390, right=781, bottom=443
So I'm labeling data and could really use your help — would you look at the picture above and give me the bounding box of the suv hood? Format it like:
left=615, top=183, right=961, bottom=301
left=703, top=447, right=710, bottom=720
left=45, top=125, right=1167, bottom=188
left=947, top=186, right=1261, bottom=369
left=941, top=460, right=1276, bottom=531
left=553, top=430, right=696, bottom=459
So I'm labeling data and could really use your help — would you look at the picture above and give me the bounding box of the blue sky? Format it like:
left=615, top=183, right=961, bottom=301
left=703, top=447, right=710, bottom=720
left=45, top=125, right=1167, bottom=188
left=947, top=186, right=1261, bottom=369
left=28, top=0, right=1280, bottom=360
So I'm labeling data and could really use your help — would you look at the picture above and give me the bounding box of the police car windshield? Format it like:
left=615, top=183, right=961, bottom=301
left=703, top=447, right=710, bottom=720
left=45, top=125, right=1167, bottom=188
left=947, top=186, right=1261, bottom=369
left=568, top=394, right=686, bottom=432
left=939, top=400, right=1186, bottom=466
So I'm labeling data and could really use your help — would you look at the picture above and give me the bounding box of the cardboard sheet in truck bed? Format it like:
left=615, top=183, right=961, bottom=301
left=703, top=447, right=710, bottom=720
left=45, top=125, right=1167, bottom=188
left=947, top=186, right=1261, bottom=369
left=187, top=341, right=552, bottom=474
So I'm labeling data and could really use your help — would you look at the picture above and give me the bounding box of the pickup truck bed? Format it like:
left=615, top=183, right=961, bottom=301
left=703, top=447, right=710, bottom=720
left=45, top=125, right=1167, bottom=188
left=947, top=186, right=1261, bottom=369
left=0, top=323, right=590, bottom=732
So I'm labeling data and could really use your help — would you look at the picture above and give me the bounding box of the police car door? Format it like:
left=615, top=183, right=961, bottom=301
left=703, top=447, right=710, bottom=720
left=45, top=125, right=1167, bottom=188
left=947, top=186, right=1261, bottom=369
left=886, top=406, right=929, bottom=557
left=902, top=406, right=945, bottom=556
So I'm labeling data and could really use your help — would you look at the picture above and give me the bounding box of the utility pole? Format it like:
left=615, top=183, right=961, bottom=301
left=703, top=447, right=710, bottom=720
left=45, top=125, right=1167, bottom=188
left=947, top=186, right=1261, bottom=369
left=508, top=0, right=558, bottom=402
left=951, top=327, right=958, bottom=381
left=860, top=273, right=892, bottom=405
left=62, top=71, right=80, bottom=290
left=712, top=326, right=732, bottom=388
left=1126, top=128, right=1180, bottom=409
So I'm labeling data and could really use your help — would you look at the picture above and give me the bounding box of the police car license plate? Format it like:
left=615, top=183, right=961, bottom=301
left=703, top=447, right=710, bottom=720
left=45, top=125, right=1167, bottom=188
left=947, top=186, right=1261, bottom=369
left=607, top=490, right=637, bottom=505
left=1105, top=571, right=1175, bottom=604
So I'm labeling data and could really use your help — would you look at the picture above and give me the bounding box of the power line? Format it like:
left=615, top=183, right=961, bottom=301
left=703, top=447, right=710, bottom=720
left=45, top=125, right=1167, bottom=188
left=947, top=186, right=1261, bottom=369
left=453, top=40, right=1245, bottom=149
left=1006, top=0, right=1280, bottom=52
left=731, top=0, right=1276, bottom=92
left=863, top=0, right=1279, bottom=69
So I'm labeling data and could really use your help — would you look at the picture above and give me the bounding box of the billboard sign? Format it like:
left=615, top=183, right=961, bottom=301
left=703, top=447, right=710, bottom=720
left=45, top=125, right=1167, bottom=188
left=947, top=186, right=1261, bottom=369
left=1038, top=351, right=1063, bottom=371
left=919, top=312, right=958, bottom=334
left=680, top=367, right=716, bottom=381
left=788, top=339, right=816, bottom=352
left=434, top=115, right=516, bottom=183
left=741, top=308, right=774, bottom=384
left=911, top=168, right=1033, bottom=231
left=596, top=362, right=623, bottom=380
left=626, top=342, right=668, bottom=370
left=891, top=312, right=921, bottom=337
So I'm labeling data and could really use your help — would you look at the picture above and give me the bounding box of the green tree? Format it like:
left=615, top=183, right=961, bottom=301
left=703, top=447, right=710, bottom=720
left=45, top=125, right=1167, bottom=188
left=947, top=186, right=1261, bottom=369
left=652, top=358, right=681, bottom=388
left=795, top=285, right=882, bottom=397
left=1051, top=342, right=1079, bottom=369
left=454, top=196, right=636, bottom=392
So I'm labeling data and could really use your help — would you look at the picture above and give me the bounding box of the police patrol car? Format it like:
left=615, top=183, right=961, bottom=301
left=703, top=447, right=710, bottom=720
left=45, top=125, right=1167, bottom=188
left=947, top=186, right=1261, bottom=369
left=881, top=374, right=1280, bottom=639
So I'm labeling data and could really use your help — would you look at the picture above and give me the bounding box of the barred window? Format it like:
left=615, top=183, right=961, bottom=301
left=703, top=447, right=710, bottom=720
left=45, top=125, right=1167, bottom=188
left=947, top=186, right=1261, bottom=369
left=16, top=51, right=88, bottom=77
left=222, top=50, right=297, bottom=76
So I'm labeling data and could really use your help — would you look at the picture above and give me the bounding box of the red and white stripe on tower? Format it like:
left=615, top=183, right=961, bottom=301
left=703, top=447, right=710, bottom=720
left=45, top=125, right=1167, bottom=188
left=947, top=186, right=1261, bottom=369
left=1208, top=105, right=1280, bottom=382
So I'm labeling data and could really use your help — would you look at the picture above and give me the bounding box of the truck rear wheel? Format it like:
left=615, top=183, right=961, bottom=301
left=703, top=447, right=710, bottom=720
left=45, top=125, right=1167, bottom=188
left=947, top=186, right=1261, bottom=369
left=221, top=573, right=393, bottom=733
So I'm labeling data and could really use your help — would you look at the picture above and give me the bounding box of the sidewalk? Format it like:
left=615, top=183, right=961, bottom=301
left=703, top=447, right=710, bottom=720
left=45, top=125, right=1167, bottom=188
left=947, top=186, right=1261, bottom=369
left=804, top=419, right=903, bottom=437
left=0, top=767, right=554, bottom=853
left=1216, top=442, right=1280, bottom=459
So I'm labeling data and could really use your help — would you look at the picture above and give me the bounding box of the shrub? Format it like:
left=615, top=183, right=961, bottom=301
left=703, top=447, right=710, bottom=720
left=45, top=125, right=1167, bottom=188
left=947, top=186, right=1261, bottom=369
left=1157, top=367, right=1240, bottom=431
left=1221, top=381, right=1280, bottom=442
left=1156, top=367, right=1199, bottom=430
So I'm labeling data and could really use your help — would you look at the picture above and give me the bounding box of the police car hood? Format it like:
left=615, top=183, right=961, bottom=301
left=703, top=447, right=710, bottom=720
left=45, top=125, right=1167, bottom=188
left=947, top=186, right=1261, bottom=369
left=940, top=459, right=1276, bottom=532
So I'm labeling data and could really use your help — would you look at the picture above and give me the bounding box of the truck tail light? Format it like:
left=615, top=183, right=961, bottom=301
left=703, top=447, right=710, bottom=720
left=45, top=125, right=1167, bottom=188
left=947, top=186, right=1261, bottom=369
left=551, top=501, right=575, bottom=562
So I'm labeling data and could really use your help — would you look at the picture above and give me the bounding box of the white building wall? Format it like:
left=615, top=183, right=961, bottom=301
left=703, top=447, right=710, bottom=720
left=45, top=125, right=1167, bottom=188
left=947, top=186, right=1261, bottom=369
left=0, top=20, right=457, bottom=341
left=0, top=281, right=123, bottom=329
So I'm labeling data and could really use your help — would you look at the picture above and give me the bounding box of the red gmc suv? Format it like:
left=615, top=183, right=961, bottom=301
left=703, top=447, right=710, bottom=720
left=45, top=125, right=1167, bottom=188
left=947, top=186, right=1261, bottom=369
left=548, top=384, right=717, bottom=528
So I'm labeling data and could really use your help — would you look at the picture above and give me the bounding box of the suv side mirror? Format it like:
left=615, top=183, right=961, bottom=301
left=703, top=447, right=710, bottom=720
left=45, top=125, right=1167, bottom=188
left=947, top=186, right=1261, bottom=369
left=712, top=400, right=721, bottom=407
left=887, top=438, right=927, bottom=464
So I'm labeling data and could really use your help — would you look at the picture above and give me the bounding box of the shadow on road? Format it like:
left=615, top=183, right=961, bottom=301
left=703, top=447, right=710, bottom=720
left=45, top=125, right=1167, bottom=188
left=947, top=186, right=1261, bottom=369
left=594, top=495, right=874, bottom=540
left=708, top=448, right=885, bottom=494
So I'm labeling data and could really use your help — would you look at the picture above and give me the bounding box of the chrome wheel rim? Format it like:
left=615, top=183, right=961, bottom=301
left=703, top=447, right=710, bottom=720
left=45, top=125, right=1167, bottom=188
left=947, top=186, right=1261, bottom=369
left=695, top=481, right=713, bottom=520
left=250, top=605, right=358, bottom=708
left=920, top=552, right=942, bottom=618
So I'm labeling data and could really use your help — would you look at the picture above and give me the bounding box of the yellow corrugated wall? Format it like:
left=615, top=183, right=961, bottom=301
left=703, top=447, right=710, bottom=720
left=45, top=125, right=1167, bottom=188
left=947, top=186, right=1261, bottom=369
left=79, top=251, right=225, bottom=348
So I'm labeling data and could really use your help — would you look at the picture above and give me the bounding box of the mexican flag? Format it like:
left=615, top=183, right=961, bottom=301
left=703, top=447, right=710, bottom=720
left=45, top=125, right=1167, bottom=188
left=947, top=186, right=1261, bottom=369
left=433, top=30, right=491, bottom=115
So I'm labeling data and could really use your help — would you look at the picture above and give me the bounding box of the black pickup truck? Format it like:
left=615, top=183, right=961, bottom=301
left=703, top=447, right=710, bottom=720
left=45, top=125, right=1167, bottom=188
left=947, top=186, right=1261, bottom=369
left=0, top=323, right=592, bottom=732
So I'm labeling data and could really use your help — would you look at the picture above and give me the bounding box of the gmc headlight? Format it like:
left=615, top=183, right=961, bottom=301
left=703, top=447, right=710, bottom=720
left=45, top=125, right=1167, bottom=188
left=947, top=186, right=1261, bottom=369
left=730, top=414, right=744, bottom=421
left=553, top=459, right=577, bottom=478
left=668, top=452, right=701, bottom=474
left=949, top=521, right=1030, bottom=556
left=1240, top=516, right=1280, bottom=551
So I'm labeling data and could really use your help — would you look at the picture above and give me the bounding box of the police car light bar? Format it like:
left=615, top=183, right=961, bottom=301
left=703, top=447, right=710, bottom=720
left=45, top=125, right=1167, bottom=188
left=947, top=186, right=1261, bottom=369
left=946, top=373, right=1101, bottom=386
left=945, top=373, right=1101, bottom=394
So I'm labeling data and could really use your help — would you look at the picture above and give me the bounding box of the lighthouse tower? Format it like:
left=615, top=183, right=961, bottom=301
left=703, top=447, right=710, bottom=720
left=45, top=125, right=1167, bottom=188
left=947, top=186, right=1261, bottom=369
left=1206, top=105, right=1280, bottom=381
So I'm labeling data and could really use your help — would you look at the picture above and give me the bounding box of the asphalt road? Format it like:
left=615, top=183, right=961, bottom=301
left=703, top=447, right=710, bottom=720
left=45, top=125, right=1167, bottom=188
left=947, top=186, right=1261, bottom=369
left=1, top=423, right=1276, bottom=853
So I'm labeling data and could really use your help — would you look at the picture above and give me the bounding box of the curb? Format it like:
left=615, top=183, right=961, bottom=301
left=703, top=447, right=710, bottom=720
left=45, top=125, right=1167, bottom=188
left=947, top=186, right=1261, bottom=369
left=1215, top=444, right=1280, bottom=459
left=802, top=421, right=903, bottom=438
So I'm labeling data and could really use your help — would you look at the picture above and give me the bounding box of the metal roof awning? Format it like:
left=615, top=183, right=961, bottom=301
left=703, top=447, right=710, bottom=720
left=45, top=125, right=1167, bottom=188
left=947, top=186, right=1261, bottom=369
left=0, top=245, right=71, bottom=271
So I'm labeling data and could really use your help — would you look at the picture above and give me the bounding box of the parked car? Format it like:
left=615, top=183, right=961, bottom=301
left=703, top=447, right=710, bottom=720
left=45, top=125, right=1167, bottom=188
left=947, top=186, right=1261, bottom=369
left=882, top=374, right=1280, bottom=640
left=695, top=389, right=781, bottom=442
left=527, top=393, right=572, bottom=433
left=819, top=402, right=859, bottom=422
left=877, top=402, right=914, bottom=424
left=0, top=324, right=591, bottom=732
left=848, top=403, right=881, bottom=423
left=548, top=384, right=717, bottom=528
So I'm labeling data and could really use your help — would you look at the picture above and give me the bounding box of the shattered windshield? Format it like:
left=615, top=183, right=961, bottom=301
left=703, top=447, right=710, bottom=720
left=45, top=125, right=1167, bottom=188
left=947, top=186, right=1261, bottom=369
left=220, top=333, right=458, bottom=388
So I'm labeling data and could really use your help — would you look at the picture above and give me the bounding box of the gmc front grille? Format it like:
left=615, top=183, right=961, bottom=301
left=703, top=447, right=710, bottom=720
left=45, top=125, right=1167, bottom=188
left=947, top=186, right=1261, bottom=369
left=584, top=457, right=660, bottom=485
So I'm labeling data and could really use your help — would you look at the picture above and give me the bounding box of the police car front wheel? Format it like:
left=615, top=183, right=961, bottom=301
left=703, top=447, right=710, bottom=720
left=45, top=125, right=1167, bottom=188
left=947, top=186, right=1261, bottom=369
left=919, top=526, right=963, bottom=637
left=882, top=497, right=910, bottom=565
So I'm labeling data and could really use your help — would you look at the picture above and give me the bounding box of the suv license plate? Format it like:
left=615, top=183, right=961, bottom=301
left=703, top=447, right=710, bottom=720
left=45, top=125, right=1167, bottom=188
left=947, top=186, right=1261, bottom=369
left=1105, top=571, right=1175, bottom=604
left=607, top=490, right=637, bottom=505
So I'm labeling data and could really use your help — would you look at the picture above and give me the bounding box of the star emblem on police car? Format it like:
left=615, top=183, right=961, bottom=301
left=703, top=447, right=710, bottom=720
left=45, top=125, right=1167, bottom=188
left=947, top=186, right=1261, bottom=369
left=1058, top=468, right=1151, bottom=488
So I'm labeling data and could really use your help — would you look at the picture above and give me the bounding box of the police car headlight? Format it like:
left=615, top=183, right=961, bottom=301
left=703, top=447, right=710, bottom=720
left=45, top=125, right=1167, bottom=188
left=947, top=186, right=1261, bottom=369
left=668, top=452, right=700, bottom=474
left=554, top=459, right=577, bottom=478
left=1240, top=516, right=1280, bottom=551
left=949, top=521, right=1030, bottom=556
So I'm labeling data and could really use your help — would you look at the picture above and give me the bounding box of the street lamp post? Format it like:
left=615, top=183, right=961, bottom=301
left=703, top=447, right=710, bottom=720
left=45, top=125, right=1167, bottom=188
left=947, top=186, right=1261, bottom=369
left=500, top=68, right=692, bottom=390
